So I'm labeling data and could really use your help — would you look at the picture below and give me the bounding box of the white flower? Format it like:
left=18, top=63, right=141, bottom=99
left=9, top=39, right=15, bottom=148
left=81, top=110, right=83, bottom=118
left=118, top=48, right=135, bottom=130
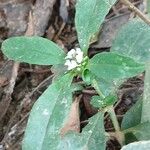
left=76, top=48, right=83, bottom=63
left=65, top=48, right=84, bottom=70
left=64, top=60, right=78, bottom=70
left=65, top=49, right=76, bottom=59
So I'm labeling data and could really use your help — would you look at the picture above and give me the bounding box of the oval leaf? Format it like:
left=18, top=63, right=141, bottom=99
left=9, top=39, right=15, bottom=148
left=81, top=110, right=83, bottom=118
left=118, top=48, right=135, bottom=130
left=111, top=19, right=150, bottom=63
left=89, top=52, right=144, bottom=81
left=22, top=73, right=73, bottom=150
left=1, top=36, right=65, bottom=65
left=121, top=99, right=142, bottom=130
left=91, top=75, right=123, bottom=98
left=121, top=141, right=150, bottom=150
left=75, top=0, right=117, bottom=53
left=123, top=122, right=150, bottom=141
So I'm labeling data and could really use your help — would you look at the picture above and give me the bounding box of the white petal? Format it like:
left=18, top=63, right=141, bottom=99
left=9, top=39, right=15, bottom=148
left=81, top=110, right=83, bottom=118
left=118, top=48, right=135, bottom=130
left=64, top=60, right=71, bottom=66
left=65, top=60, right=78, bottom=70
left=76, top=55, right=83, bottom=63
left=76, top=48, right=83, bottom=63
left=76, top=48, right=83, bottom=55
left=66, top=49, right=76, bottom=59
left=68, top=60, right=77, bottom=70
left=70, top=60, right=78, bottom=68
left=76, top=48, right=82, bottom=53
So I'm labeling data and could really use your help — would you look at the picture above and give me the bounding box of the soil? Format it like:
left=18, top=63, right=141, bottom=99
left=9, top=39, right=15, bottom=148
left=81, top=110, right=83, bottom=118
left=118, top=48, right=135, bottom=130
left=0, top=0, right=145, bottom=149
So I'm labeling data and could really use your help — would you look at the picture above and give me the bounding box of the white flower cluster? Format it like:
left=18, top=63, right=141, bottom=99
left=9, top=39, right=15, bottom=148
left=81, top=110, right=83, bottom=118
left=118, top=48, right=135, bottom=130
left=65, top=48, right=84, bottom=70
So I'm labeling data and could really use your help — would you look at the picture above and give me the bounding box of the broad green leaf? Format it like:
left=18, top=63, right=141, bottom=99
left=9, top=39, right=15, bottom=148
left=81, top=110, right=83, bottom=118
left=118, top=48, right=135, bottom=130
left=1, top=36, right=65, bottom=65
left=75, top=0, right=117, bottom=53
left=82, top=70, right=120, bottom=97
left=121, top=141, right=150, bottom=150
left=91, top=95, right=117, bottom=108
left=111, top=19, right=150, bottom=63
left=58, top=132, right=84, bottom=150
left=89, top=52, right=144, bottom=81
left=121, top=99, right=142, bottom=130
left=58, top=112, right=106, bottom=150
left=141, top=64, right=150, bottom=123
left=123, top=122, right=150, bottom=141
left=22, top=73, right=73, bottom=150
left=92, top=76, right=122, bottom=97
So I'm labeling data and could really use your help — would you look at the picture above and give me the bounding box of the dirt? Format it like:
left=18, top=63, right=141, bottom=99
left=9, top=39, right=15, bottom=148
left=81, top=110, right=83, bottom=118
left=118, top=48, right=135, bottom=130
left=0, top=0, right=145, bottom=149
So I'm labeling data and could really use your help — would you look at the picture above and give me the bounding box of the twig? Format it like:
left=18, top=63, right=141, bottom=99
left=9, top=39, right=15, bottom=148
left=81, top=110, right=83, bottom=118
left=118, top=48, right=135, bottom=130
left=82, top=89, right=97, bottom=95
left=120, top=0, right=150, bottom=25
left=6, top=63, right=20, bottom=94
left=0, top=62, right=20, bottom=121
left=32, top=0, right=57, bottom=35
left=0, top=9, right=34, bottom=121
left=21, top=68, right=51, bottom=73
left=1, top=74, right=54, bottom=143
left=53, top=22, right=66, bottom=41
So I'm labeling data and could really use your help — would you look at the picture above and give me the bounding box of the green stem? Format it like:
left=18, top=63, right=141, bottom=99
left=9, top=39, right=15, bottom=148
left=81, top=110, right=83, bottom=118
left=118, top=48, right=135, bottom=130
left=91, top=79, right=125, bottom=146
left=107, top=106, right=125, bottom=146
left=107, top=106, right=120, bottom=131
left=92, top=79, right=105, bottom=98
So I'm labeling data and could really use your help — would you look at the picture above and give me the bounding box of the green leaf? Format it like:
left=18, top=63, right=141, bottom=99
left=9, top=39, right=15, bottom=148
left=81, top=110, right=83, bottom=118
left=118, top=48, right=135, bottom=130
left=92, top=76, right=122, bottom=98
left=22, top=73, right=73, bottom=150
left=121, top=141, right=150, bottom=150
left=91, top=95, right=117, bottom=108
left=89, top=52, right=144, bottom=81
left=82, top=69, right=92, bottom=85
left=123, top=122, right=150, bottom=141
left=121, top=98, right=150, bottom=143
left=51, top=64, right=66, bottom=82
left=81, top=112, right=106, bottom=150
left=71, top=83, right=84, bottom=93
left=1, top=36, right=65, bottom=65
left=58, top=132, right=84, bottom=150
left=111, top=19, right=150, bottom=63
left=91, top=96, right=104, bottom=108
left=121, top=99, right=142, bottom=130
left=141, top=64, right=150, bottom=123
left=75, top=0, right=117, bottom=53
left=58, top=112, right=106, bottom=150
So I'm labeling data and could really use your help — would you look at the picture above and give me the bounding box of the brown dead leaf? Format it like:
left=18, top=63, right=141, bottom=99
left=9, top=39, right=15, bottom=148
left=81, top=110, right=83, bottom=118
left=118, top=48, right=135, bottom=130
left=0, top=76, right=8, bottom=87
left=25, top=11, right=34, bottom=36
left=91, top=13, right=130, bottom=48
left=60, top=95, right=81, bottom=137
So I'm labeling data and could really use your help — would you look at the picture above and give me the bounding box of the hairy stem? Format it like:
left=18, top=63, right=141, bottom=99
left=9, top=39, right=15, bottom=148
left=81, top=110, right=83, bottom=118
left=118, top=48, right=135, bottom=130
left=121, top=0, right=150, bottom=25
left=107, top=106, right=125, bottom=146
left=91, top=79, right=125, bottom=146
left=92, top=79, right=105, bottom=98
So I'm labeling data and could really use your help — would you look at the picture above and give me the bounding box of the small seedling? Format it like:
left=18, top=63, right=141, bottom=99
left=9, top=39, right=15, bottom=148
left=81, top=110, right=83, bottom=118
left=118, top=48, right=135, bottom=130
left=1, top=0, right=150, bottom=149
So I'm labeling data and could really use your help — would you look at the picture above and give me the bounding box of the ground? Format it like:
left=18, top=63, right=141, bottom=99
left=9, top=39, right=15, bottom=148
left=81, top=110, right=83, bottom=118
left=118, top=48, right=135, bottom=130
left=0, top=0, right=145, bottom=149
